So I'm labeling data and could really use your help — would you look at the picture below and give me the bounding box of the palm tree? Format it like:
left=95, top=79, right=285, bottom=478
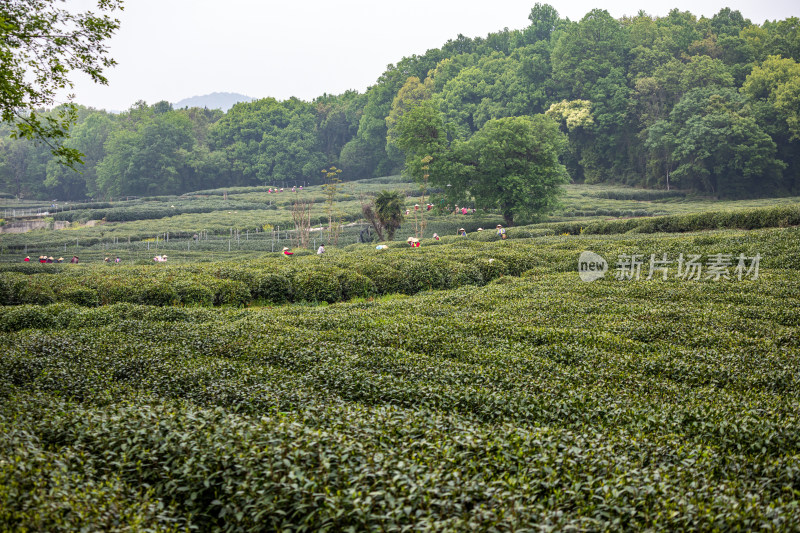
left=374, top=190, right=405, bottom=241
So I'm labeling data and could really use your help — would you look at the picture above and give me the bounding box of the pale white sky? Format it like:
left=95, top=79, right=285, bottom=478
left=63, top=0, right=799, bottom=111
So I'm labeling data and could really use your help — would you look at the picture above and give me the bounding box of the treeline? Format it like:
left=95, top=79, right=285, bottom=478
left=1, top=5, right=799, bottom=200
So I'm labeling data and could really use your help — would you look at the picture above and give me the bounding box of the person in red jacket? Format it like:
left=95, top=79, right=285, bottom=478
left=282, top=247, right=293, bottom=256
left=23, top=256, right=30, bottom=262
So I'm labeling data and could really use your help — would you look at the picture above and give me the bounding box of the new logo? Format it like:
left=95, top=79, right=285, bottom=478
left=578, top=251, right=607, bottom=282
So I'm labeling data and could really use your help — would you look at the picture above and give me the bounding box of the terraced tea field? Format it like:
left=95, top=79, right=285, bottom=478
left=1, top=226, right=799, bottom=530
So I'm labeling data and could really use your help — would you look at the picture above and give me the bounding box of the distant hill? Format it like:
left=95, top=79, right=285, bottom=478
left=173, top=92, right=256, bottom=111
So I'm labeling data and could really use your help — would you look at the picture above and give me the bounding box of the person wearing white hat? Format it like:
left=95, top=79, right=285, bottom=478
left=282, top=247, right=293, bottom=256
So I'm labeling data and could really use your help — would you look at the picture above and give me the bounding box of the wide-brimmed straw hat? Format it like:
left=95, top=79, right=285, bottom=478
left=282, top=247, right=289, bottom=251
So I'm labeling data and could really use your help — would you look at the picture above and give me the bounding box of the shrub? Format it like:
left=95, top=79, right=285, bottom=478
left=252, top=273, right=293, bottom=304
left=0, top=274, right=56, bottom=305
left=211, top=280, right=251, bottom=307
left=476, top=258, right=509, bottom=282
left=338, top=270, right=377, bottom=300
left=291, top=268, right=343, bottom=303
left=139, top=283, right=178, bottom=306
left=60, top=287, right=100, bottom=307
left=355, top=262, right=405, bottom=295
left=174, top=281, right=215, bottom=307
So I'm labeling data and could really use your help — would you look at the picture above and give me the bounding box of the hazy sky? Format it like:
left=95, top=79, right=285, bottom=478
left=62, top=0, right=799, bottom=111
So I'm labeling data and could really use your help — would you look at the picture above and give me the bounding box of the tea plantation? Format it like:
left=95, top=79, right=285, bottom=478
left=1, top=226, right=799, bottom=530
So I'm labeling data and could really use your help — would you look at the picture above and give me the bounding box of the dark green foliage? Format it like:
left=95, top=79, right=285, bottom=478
left=4, top=8, right=800, bottom=201
left=291, top=267, right=343, bottom=303
left=252, top=273, right=293, bottom=304
left=337, top=270, right=377, bottom=300
left=60, top=286, right=100, bottom=307
left=1, top=227, right=800, bottom=529
left=139, top=284, right=178, bottom=306
left=0, top=273, right=57, bottom=305
left=354, top=262, right=406, bottom=295
left=173, top=280, right=215, bottom=307
left=546, top=203, right=800, bottom=235
left=210, top=280, right=251, bottom=307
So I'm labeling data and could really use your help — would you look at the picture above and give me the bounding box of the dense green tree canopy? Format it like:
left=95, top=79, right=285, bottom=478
left=453, top=115, right=569, bottom=225
left=647, top=87, right=784, bottom=197
left=2, top=5, right=800, bottom=201
left=396, top=101, right=568, bottom=225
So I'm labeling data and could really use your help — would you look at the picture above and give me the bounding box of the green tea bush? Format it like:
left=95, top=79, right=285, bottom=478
left=139, top=283, right=179, bottom=306
left=1, top=231, right=799, bottom=529
left=585, top=189, right=687, bottom=201
left=338, top=269, right=377, bottom=300
left=210, top=279, right=251, bottom=307
left=0, top=305, right=52, bottom=331
left=60, top=286, right=100, bottom=307
left=354, top=261, right=406, bottom=295
left=392, top=258, right=448, bottom=294
left=0, top=263, right=64, bottom=275
left=476, top=257, right=508, bottom=281
left=291, top=267, right=343, bottom=303
left=252, top=273, right=293, bottom=304
left=0, top=273, right=57, bottom=305
left=440, top=260, right=484, bottom=288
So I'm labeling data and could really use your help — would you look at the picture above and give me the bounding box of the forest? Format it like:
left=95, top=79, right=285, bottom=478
left=1, top=4, right=799, bottom=201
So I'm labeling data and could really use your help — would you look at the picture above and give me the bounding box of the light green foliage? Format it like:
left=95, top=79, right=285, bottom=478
left=742, top=55, right=800, bottom=141
left=0, top=0, right=122, bottom=167
left=385, top=76, right=434, bottom=148
left=545, top=100, right=594, bottom=131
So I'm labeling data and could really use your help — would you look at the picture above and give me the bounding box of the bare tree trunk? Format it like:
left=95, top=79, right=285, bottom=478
left=292, top=198, right=312, bottom=248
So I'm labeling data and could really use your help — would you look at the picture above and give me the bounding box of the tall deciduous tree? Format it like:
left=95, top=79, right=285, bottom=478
left=742, top=55, right=800, bottom=191
left=209, top=97, right=326, bottom=187
left=647, top=87, right=784, bottom=197
left=454, top=115, right=568, bottom=225
left=0, top=0, right=122, bottom=166
left=96, top=103, right=196, bottom=197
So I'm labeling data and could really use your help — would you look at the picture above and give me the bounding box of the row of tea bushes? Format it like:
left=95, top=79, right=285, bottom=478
left=52, top=201, right=271, bottom=223
left=583, top=188, right=687, bottom=201
left=1, top=260, right=799, bottom=530
left=544, top=203, right=800, bottom=235
left=1, top=227, right=798, bottom=307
